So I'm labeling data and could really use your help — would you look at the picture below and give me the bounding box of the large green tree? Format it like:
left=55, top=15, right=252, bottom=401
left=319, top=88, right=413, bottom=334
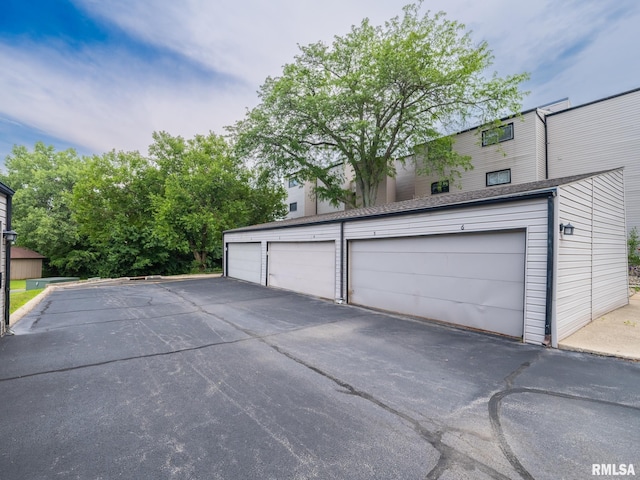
left=3, top=134, right=285, bottom=278
left=150, top=132, right=286, bottom=271
left=71, top=150, right=191, bottom=278
left=234, top=3, right=529, bottom=207
left=0, top=142, right=94, bottom=276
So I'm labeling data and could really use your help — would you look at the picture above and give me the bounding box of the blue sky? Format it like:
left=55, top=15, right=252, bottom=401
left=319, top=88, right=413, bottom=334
left=1, top=0, right=639, bottom=165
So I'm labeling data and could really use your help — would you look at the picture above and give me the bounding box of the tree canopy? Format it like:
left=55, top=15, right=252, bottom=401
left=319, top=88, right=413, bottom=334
left=150, top=131, right=286, bottom=271
left=0, top=142, right=95, bottom=276
left=2, top=133, right=286, bottom=277
left=71, top=149, right=184, bottom=278
left=233, top=3, right=529, bottom=207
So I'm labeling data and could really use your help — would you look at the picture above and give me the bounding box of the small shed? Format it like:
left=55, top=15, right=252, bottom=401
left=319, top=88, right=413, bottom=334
left=10, top=247, right=45, bottom=280
left=223, top=169, right=629, bottom=348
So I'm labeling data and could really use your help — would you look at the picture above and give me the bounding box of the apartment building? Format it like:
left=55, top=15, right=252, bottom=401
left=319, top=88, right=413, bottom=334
left=284, top=162, right=354, bottom=219
left=283, top=86, right=640, bottom=231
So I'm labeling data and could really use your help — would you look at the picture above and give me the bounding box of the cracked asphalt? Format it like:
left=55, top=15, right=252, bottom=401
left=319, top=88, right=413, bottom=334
left=0, top=277, right=638, bottom=479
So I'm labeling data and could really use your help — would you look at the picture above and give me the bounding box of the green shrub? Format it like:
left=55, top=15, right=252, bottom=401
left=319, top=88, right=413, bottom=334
left=629, top=227, right=640, bottom=266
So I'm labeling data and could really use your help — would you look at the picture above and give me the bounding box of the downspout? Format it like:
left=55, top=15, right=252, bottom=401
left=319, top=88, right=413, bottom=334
left=338, top=221, right=345, bottom=303
left=264, top=242, right=268, bottom=286
left=535, top=109, right=549, bottom=179
left=544, top=115, right=549, bottom=179
left=4, top=195, right=13, bottom=332
left=223, top=239, right=228, bottom=277
left=544, top=192, right=556, bottom=346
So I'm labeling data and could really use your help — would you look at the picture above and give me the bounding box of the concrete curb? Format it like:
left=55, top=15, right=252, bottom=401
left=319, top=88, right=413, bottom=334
left=9, top=273, right=222, bottom=327
left=557, top=344, right=640, bottom=362
left=9, top=278, right=120, bottom=327
left=9, top=287, right=53, bottom=327
left=558, top=290, right=640, bottom=362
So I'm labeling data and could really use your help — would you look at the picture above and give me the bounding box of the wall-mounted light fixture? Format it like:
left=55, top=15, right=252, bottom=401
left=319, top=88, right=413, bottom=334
left=559, top=223, right=575, bottom=236
left=3, top=229, right=18, bottom=244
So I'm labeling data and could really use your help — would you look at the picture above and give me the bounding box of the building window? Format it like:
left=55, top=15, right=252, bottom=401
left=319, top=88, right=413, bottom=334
left=288, top=178, right=299, bottom=188
left=289, top=202, right=298, bottom=212
left=482, top=123, right=514, bottom=146
left=431, top=180, right=449, bottom=195
left=486, top=169, right=511, bottom=186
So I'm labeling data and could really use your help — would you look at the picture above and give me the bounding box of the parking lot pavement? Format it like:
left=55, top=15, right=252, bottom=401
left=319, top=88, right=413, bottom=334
left=1, top=277, right=638, bottom=479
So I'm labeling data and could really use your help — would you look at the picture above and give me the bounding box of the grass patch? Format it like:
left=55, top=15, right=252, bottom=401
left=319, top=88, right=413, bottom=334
left=10, top=289, right=44, bottom=314
left=10, top=279, right=26, bottom=291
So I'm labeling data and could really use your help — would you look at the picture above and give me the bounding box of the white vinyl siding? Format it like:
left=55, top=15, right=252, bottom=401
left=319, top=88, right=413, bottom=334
left=225, top=199, right=549, bottom=344
left=224, top=168, right=627, bottom=348
left=555, top=182, right=594, bottom=340
left=316, top=197, right=344, bottom=215
left=394, top=159, right=416, bottom=201
left=227, top=243, right=262, bottom=284
left=224, top=224, right=343, bottom=299
left=284, top=163, right=350, bottom=218
left=535, top=112, right=547, bottom=180
left=349, top=232, right=525, bottom=337
left=555, top=170, right=629, bottom=341
left=268, top=242, right=335, bottom=299
left=414, top=111, right=542, bottom=197
left=343, top=199, right=549, bottom=344
left=591, top=172, right=628, bottom=317
left=547, top=88, right=640, bottom=232
left=284, top=181, right=305, bottom=219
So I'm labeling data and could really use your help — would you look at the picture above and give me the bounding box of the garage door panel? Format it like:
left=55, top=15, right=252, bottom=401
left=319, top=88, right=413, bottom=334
left=349, top=231, right=525, bottom=337
left=352, top=272, right=525, bottom=311
left=268, top=242, right=335, bottom=299
left=348, top=285, right=522, bottom=337
left=355, top=250, right=525, bottom=282
left=353, top=233, right=524, bottom=255
left=414, top=295, right=522, bottom=337
left=270, top=243, right=334, bottom=268
left=227, top=243, right=262, bottom=284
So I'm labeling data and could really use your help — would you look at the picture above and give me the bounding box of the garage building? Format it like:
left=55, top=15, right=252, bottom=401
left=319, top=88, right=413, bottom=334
left=10, top=247, right=45, bottom=280
left=223, top=169, right=628, bottom=347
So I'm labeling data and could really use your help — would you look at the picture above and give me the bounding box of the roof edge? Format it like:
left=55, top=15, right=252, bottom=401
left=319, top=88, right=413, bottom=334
left=225, top=189, right=558, bottom=234
left=225, top=168, right=622, bottom=235
left=546, top=86, right=640, bottom=117
left=0, top=181, right=15, bottom=196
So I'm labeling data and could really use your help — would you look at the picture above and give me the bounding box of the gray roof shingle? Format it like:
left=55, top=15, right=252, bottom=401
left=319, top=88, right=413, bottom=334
left=226, top=168, right=622, bottom=233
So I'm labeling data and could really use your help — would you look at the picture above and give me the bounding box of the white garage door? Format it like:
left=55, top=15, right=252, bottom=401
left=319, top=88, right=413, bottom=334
left=349, top=231, right=525, bottom=337
left=227, top=242, right=262, bottom=284
left=268, top=242, right=335, bottom=299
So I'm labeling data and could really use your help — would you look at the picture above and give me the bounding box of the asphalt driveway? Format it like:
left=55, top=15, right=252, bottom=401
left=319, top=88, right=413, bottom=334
left=0, top=277, right=638, bottom=479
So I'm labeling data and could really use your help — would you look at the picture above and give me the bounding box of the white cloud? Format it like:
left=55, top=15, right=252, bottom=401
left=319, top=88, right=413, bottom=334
left=1, top=0, right=639, bottom=159
left=76, top=0, right=639, bottom=99
left=0, top=41, right=253, bottom=155
left=75, top=0, right=415, bottom=83
left=529, top=4, right=640, bottom=107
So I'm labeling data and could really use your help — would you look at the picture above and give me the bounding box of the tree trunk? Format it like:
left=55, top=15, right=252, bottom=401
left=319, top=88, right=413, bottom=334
left=365, top=181, right=378, bottom=207
left=193, top=250, right=207, bottom=271
left=359, top=177, right=379, bottom=208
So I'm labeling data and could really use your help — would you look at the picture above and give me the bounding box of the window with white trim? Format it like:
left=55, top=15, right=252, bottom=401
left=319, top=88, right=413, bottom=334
left=486, top=169, right=511, bottom=186
left=482, top=123, right=514, bottom=146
